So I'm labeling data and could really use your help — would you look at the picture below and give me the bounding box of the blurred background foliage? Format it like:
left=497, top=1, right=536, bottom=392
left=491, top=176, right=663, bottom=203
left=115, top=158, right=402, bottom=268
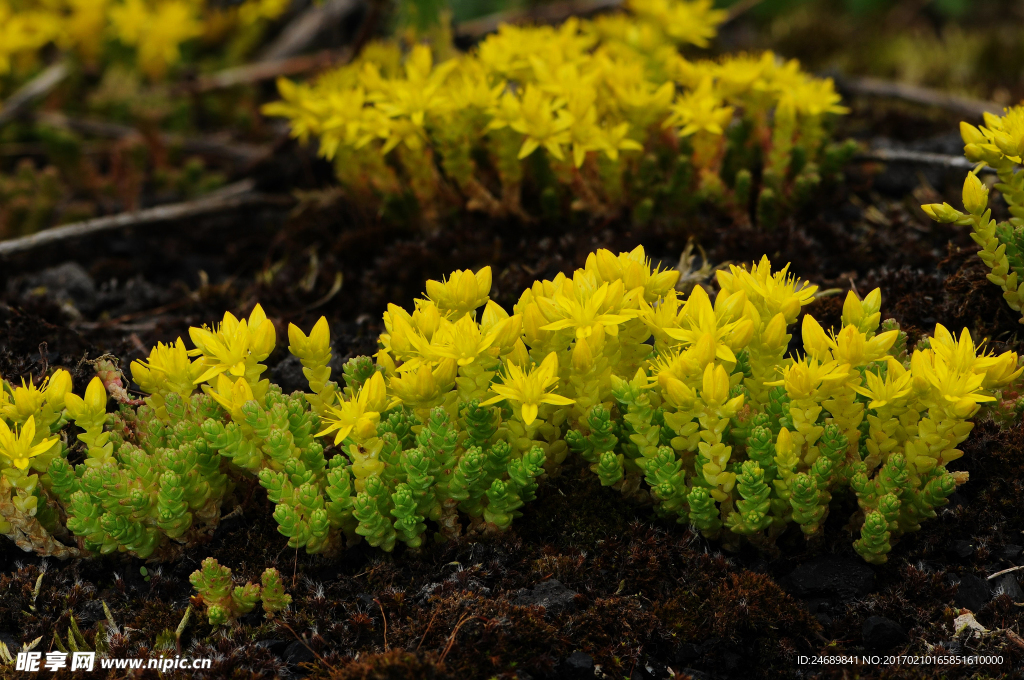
left=442, top=0, right=1024, bottom=103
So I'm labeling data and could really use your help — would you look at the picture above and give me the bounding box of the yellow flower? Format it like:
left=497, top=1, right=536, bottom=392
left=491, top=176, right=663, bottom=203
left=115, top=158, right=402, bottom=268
left=626, top=0, right=726, bottom=47
left=205, top=374, right=255, bottom=421
left=503, top=86, right=573, bottom=161
left=63, top=377, right=109, bottom=438
left=424, top=267, right=492, bottom=318
left=131, top=337, right=203, bottom=399
left=716, top=256, right=818, bottom=324
left=109, top=0, right=202, bottom=80
left=665, top=78, right=733, bottom=138
left=801, top=316, right=897, bottom=368
left=481, top=352, right=574, bottom=425
left=774, top=357, right=847, bottom=400
left=586, top=245, right=680, bottom=303
left=0, top=416, right=56, bottom=470
left=429, top=314, right=501, bottom=367
left=189, top=304, right=276, bottom=385
left=539, top=280, right=639, bottom=340
left=2, top=370, right=73, bottom=423
left=317, top=372, right=391, bottom=444
left=910, top=330, right=996, bottom=417
left=852, top=359, right=913, bottom=410
left=389, top=359, right=458, bottom=408
left=662, top=286, right=750, bottom=366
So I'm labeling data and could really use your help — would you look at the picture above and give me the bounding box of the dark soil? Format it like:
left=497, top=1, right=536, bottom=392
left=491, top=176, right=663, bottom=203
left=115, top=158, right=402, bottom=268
left=2, top=102, right=1024, bottom=680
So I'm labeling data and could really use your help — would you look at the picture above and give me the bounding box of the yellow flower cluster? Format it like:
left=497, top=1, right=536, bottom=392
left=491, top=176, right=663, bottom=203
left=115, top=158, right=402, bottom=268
left=3, top=245, right=1018, bottom=564
left=0, top=368, right=90, bottom=558
left=264, top=0, right=848, bottom=223
left=314, top=246, right=1018, bottom=560
left=0, top=0, right=289, bottom=82
left=923, top=107, right=1024, bottom=326
left=131, top=304, right=276, bottom=420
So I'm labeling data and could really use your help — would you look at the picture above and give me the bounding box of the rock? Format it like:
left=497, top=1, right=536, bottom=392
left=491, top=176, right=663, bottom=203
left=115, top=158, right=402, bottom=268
left=512, top=579, right=578, bottom=616
left=992, top=574, right=1024, bottom=601
left=283, top=640, right=315, bottom=668
left=355, top=592, right=377, bottom=609
left=862, top=616, right=908, bottom=652
left=272, top=344, right=346, bottom=395
left=271, top=355, right=309, bottom=395
left=96, top=275, right=167, bottom=317
left=1002, top=544, right=1023, bottom=560
left=954, top=574, right=992, bottom=612
left=561, top=651, right=594, bottom=677
left=12, top=262, right=96, bottom=315
left=782, top=556, right=875, bottom=600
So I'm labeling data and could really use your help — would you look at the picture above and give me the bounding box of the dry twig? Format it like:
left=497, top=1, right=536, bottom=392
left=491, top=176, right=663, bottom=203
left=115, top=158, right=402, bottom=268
left=836, top=75, right=1002, bottom=119
left=0, top=62, right=70, bottom=127
left=0, top=180, right=292, bottom=259
left=853, top=148, right=996, bottom=175
left=259, top=0, right=364, bottom=62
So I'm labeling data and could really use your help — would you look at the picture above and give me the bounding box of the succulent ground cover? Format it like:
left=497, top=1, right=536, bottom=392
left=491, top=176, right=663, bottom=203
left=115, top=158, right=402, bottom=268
left=2, top=99, right=1024, bottom=678
left=3, top=2, right=1024, bottom=680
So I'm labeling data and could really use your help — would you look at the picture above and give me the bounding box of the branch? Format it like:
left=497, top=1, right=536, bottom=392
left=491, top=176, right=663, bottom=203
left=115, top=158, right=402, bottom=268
left=193, top=48, right=351, bottom=92
left=835, top=75, right=1003, bottom=120
left=853, top=148, right=993, bottom=173
left=194, top=0, right=367, bottom=92
left=0, top=180, right=293, bottom=259
left=259, top=0, right=364, bottom=62
left=0, top=61, right=70, bottom=127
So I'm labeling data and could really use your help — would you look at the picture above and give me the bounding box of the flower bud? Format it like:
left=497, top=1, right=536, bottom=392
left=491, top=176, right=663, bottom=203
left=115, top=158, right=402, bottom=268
left=592, top=248, right=622, bottom=282
left=841, top=291, right=863, bottom=329
left=508, top=339, right=531, bottom=367
left=251, top=319, right=276, bottom=360
left=413, top=301, right=442, bottom=339
left=44, top=370, right=73, bottom=409
left=960, top=121, right=986, bottom=146
left=701, top=363, right=730, bottom=405
left=660, top=374, right=696, bottom=409
left=762, top=313, right=788, bottom=350
left=921, top=202, right=964, bottom=223
left=84, top=377, right=108, bottom=413
left=572, top=337, right=594, bottom=373
left=953, top=397, right=979, bottom=418
left=522, top=303, right=550, bottom=346
left=962, top=172, right=989, bottom=216
left=361, top=371, right=388, bottom=413
left=802, top=315, right=833, bottom=361
left=726, top=318, right=754, bottom=349
left=993, top=130, right=1022, bottom=158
